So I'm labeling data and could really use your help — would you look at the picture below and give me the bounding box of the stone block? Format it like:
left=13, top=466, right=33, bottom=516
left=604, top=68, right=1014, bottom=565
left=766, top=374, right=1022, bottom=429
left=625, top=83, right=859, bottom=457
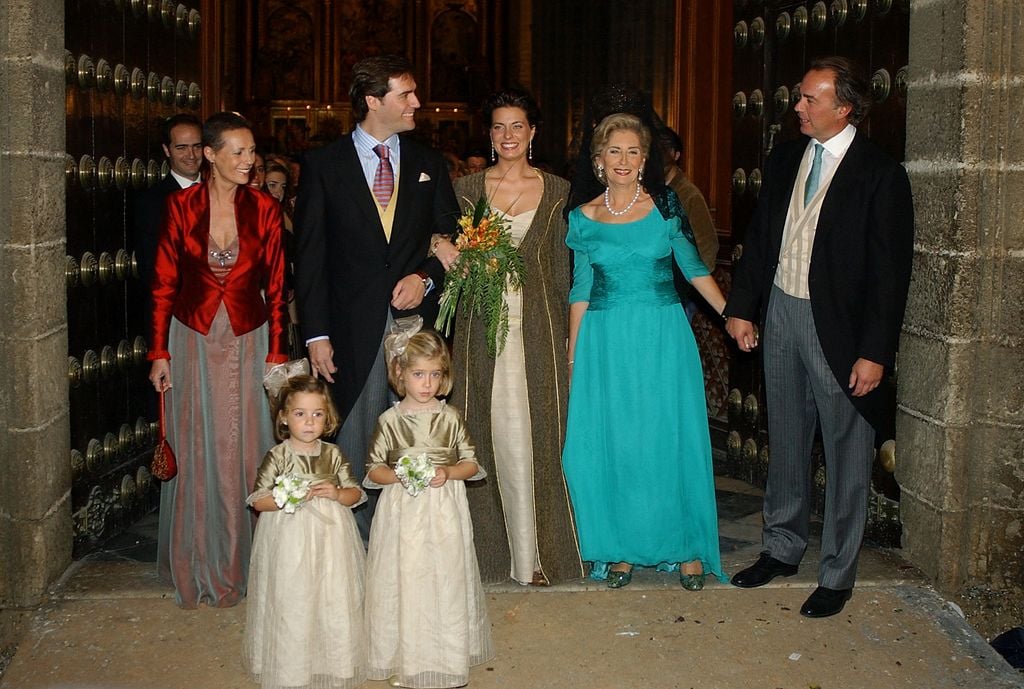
left=0, top=416, right=70, bottom=521
left=0, top=61, right=65, bottom=154
left=0, top=0, right=65, bottom=61
left=966, top=423, right=1024, bottom=510
left=895, top=412, right=969, bottom=511
left=2, top=242, right=67, bottom=339
left=905, top=82, right=966, bottom=162
left=0, top=503, right=72, bottom=608
left=900, top=492, right=966, bottom=588
left=907, top=0, right=967, bottom=77
left=4, top=329, right=68, bottom=431
left=985, top=172, right=1024, bottom=253
left=2, top=152, right=66, bottom=246
left=896, top=332, right=974, bottom=424
left=902, top=250, right=980, bottom=339
left=975, top=338, right=1024, bottom=427
left=907, top=167, right=979, bottom=254
left=963, top=501, right=1024, bottom=589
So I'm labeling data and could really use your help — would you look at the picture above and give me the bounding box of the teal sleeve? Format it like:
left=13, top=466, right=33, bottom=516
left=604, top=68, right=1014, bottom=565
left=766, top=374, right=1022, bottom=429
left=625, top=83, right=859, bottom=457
left=566, top=209, right=593, bottom=304
left=669, top=215, right=710, bottom=282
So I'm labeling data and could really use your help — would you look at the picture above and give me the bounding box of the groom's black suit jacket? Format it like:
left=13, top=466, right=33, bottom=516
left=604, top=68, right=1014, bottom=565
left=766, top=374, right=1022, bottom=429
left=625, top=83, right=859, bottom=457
left=294, top=133, right=459, bottom=418
left=726, top=131, right=914, bottom=429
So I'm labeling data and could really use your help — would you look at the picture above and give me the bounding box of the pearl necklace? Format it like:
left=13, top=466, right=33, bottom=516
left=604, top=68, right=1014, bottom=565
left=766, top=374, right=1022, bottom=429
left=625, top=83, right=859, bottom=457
left=603, top=183, right=641, bottom=217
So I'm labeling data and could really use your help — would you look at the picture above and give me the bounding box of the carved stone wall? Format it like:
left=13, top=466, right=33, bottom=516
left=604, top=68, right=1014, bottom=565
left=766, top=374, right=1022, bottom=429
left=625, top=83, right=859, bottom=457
left=899, top=0, right=1024, bottom=593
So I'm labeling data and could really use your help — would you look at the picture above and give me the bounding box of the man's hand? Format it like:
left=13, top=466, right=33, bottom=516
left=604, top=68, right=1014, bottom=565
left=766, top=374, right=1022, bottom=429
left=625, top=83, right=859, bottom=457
left=848, top=358, right=884, bottom=397
left=391, top=274, right=427, bottom=310
left=725, top=317, right=759, bottom=352
left=308, top=339, right=337, bottom=383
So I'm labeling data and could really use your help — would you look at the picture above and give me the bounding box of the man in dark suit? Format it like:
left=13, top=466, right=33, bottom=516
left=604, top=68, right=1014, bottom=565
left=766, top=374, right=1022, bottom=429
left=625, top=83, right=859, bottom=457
left=293, top=55, right=458, bottom=539
left=724, top=56, right=914, bottom=618
left=132, top=114, right=203, bottom=291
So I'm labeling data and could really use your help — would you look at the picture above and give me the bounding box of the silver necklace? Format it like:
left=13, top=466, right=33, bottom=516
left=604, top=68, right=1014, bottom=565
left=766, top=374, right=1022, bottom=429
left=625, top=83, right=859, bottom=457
left=603, top=184, right=641, bottom=216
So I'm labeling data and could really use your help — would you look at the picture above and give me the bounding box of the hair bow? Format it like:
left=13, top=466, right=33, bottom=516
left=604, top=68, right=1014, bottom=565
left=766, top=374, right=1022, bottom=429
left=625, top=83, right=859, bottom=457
left=383, top=315, right=423, bottom=361
left=262, top=358, right=311, bottom=397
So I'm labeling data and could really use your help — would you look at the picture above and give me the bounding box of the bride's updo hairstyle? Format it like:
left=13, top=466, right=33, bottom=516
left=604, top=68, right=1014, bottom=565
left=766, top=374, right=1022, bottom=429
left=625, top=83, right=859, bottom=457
left=481, top=88, right=543, bottom=128
left=589, top=113, right=651, bottom=182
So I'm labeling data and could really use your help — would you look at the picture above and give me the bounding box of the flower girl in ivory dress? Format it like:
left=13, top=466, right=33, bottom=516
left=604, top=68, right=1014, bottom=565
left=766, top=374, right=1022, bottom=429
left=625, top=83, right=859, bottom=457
left=364, top=317, right=494, bottom=688
left=243, top=374, right=366, bottom=689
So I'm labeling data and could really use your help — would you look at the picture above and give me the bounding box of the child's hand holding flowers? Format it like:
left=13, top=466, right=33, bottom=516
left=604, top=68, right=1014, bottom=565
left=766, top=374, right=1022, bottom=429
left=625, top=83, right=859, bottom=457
left=394, top=453, right=436, bottom=497
left=272, top=473, right=312, bottom=513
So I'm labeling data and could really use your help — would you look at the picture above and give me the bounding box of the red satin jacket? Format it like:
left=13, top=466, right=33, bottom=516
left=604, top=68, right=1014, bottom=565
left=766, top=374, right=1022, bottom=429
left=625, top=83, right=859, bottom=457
left=147, top=183, right=288, bottom=364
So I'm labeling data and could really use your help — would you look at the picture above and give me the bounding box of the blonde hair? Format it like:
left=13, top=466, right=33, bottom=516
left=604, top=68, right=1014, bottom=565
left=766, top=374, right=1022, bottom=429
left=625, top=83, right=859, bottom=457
left=271, top=374, right=341, bottom=441
left=386, top=329, right=453, bottom=398
left=590, top=113, right=651, bottom=179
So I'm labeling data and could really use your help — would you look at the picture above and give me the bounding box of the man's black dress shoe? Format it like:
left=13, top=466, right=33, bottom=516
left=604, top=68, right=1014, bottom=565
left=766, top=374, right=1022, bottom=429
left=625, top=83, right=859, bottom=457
left=799, top=586, right=852, bottom=618
left=730, top=553, right=798, bottom=588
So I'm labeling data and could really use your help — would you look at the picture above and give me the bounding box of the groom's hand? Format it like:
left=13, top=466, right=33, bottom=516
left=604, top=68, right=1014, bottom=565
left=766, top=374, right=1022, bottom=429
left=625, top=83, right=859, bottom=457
left=391, top=274, right=427, bottom=310
left=308, top=339, right=336, bottom=383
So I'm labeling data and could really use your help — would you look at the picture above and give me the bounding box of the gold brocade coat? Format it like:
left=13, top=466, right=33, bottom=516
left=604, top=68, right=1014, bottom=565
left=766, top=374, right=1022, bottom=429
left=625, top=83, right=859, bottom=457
left=450, top=170, right=583, bottom=584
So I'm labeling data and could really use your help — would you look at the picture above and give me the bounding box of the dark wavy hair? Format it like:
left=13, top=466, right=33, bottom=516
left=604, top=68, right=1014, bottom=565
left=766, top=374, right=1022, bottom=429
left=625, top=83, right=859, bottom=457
left=481, top=88, right=542, bottom=128
left=809, top=55, right=871, bottom=125
left=202, top=111, right=252, bottom=151
left=161, top=113, right=201, bottom=147
left=349, top=54, right=415, bottom=122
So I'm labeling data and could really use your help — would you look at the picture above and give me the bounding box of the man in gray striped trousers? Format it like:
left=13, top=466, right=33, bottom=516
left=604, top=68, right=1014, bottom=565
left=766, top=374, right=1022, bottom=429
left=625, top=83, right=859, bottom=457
left=724, top=56, right=914, bottom=618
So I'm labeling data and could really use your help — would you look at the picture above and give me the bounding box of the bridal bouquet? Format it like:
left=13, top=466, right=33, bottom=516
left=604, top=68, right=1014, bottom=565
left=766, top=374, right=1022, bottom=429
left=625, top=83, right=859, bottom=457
left=394, top=453, right=436, bottom=497
left=435, top=196, right=525, bottom=357
left=272, top=473, right=312, bottom=513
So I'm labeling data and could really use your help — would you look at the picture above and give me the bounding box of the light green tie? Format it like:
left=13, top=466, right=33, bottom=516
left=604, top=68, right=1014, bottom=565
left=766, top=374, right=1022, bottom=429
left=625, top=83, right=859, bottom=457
left=804, top=143, right=824, bottom=207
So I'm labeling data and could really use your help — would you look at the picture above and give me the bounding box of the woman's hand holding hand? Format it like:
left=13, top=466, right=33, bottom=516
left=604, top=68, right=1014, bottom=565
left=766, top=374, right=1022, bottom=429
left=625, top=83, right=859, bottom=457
left=149, top=359, right=171, bottom=392
left=433, top=237, right=460, bottom=271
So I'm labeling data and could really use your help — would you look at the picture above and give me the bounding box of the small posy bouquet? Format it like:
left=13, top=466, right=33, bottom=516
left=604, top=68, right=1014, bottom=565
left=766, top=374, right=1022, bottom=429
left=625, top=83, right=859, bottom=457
left=394, top=453, right=436, bottom=497
left=272, top=473, right=312, bottom=513
left=435, top=196, right=526, bottom=357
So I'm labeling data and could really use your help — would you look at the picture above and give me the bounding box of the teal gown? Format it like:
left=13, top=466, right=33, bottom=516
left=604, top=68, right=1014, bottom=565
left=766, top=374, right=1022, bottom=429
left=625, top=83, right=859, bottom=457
left=562, top=203, right=726, bottom=582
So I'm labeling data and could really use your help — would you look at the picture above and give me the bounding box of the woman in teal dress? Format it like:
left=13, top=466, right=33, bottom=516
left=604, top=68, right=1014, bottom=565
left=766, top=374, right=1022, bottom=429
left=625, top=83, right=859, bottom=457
left=563, top=112, right=728, bottom=590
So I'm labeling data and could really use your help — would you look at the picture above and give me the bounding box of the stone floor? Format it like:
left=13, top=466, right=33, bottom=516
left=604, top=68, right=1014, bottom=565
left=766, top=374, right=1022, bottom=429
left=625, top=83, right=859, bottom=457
left=1, top=478, right=1021, bottom=689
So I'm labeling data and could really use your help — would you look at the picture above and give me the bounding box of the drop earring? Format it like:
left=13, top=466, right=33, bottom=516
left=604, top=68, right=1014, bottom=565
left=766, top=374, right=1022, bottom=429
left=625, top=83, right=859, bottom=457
left=597, top=166, right=606, bottom=184
left=638, top=166, right=644, bottom=184
left=528, top=139, right=533, bottom=161
left=491, top=145, right=496, bottom=163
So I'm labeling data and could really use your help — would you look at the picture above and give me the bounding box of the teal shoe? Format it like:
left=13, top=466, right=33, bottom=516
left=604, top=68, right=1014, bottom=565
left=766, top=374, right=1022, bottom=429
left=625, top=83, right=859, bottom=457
left=680, top=572, right=706, bottom=591
left=607, top=568, right=633, bottom=589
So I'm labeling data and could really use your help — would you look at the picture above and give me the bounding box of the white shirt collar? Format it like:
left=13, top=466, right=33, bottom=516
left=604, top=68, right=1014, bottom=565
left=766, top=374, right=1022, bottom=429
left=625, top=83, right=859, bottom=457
left=811, top=123, right=857, bottom=159
left=169, top=169, right=201, bottom=189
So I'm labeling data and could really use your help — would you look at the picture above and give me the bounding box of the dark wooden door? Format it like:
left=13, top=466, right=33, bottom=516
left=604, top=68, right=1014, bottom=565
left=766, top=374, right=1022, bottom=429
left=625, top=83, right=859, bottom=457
left=726, top=0, right=909, bottom=545
left=64, top=0, right=202, bottom=555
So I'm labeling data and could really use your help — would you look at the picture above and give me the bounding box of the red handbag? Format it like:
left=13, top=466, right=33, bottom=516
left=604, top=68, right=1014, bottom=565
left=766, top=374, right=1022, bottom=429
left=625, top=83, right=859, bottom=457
left=150, top=390, right=178, bottom=481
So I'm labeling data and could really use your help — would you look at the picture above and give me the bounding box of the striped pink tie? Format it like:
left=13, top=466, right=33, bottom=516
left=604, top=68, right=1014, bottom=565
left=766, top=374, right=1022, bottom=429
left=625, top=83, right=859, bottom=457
left=372, top=144, right=394, bottom=208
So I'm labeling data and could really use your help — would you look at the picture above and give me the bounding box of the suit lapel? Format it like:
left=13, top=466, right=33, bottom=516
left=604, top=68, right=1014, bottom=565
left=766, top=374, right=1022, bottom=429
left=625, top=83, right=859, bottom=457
left=391, top=140, right=422, bottom=248
left=770, top=141, right=806, bottom=244
left=335, top=135, right=387, bottom=236
left=815, top=130, right=866, bottom=240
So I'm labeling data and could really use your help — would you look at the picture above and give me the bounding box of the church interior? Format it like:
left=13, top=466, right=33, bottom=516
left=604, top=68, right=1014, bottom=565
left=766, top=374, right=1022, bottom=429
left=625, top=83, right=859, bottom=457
left=1, top=0, right=1022, bottom=675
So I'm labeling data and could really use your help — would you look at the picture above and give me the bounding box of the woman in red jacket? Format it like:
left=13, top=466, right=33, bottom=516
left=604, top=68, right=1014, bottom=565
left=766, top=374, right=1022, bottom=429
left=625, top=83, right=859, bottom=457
left=148, top=112, right=288, bottom=608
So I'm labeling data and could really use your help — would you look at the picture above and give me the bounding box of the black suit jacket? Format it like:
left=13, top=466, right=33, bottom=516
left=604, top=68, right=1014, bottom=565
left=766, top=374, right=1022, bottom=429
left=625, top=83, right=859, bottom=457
left=725, top=131, right=914, bottom=429
left=293, top=133, right=459, bottom=418
left=132, top=173, right=184, bottom=291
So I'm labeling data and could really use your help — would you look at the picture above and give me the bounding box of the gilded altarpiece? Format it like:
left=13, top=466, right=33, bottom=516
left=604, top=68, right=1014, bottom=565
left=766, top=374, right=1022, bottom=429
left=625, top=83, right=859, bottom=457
left=242, top=0, right=492, bottom=153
